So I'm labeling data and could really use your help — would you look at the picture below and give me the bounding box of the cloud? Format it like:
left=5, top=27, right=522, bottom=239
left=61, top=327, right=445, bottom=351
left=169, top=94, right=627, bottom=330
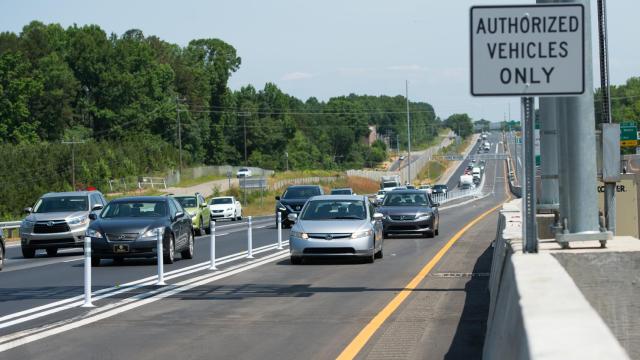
left=386, top=64, right=429, bottom=72
left=281, top=72, right=314, bottom=81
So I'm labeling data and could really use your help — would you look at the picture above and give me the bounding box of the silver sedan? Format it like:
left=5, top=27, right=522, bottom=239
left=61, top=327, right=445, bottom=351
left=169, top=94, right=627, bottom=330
left=288, top=195, right=384, bottom=264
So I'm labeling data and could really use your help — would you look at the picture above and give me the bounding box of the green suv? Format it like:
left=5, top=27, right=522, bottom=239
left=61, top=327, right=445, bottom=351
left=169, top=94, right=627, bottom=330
left=174, top=193, right=211, bottom=236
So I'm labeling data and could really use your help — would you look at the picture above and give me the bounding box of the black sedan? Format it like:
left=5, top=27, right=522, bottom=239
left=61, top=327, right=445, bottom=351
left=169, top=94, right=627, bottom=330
left=377, top=190, right=440, bottom=238
left=86, top=196, right=194, bottom=266
left=275, top=185, right=323, bottom=228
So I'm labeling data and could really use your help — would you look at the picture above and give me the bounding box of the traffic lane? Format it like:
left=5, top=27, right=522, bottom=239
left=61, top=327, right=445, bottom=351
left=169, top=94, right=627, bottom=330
left=0, top=216, right=275, bottom=272
left=360, top=206, right=500, bottom=360
left=1, top=171, right=509, bottom=360
left=445, top=141, right=481, bottom=189
left=0, top=219, right=286, bottom=318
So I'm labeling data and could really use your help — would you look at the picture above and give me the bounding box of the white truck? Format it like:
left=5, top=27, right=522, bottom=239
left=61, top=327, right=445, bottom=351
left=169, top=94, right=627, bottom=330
left=459, top=174, right=474, bottom=190
left=209, top=196, right=243, bottom=221
left=380, top=175, right=401, bottom=191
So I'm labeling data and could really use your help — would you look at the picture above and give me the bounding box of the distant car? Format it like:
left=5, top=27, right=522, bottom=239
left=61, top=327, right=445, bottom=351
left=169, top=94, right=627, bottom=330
left=86, top=196, right=194, bottom=266
left=20, top=191, right=107, bottom=258
left=419, top=184, right=432, bottom=194
left=288, top=195, right=384, bottom=264
left=209, top=196, right=242, bottom=221
left=0, top=230, right=5, bottom=271
left=375, top=190, right=387, bottom=204
left=377, top=190, right=439, bottom=238
left=431, top=184, right=449, bottom=198
left=174, top=193, right=211, bottom=236
left=275, top=185, right=324, bottom=228
left=331, top=188, right=355, bottom=195
left=399, top=155, right=406, bottom=161
left=236, top=168, right=252, bottom=178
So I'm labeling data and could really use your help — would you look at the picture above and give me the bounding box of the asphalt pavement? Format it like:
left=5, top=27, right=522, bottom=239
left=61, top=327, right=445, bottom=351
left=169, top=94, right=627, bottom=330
left=0, top=138, right=509, bottom=359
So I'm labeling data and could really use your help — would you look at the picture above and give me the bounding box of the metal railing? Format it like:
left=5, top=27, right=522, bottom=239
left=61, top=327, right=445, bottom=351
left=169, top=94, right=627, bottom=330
left=430, top=172, right=487, bottom=205
left=0, top=221, right=22, bottom=238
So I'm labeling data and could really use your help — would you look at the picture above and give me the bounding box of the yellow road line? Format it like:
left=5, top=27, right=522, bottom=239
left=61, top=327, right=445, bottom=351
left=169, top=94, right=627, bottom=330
left=336, top=198, right=509, bottom=360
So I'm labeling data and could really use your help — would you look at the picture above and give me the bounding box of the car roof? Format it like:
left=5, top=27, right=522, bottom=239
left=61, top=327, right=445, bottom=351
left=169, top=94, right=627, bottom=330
left=109, top=196, right=168, bottom=202
left=309, top=195, right=365, bottom=201
left=286, top=185, right=321, bottom=189
left=332, top=188, right=353, bottom=191
left=386, top=189, right=427, bottom=194
left=42, top=191, right=101, bottom=198
left=211, top=196, right=233, bottom=199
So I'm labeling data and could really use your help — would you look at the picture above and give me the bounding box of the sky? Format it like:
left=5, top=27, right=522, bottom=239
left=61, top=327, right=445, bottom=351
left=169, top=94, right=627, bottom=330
left=1, top=0, right=638, bottom=123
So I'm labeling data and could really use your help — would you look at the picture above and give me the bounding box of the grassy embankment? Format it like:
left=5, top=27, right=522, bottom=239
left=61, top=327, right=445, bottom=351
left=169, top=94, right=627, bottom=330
left=415, top=136, right=473, bottom=184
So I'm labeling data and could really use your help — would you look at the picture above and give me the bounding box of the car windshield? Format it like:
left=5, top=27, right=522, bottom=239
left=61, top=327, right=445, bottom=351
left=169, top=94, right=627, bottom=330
left=382, top=181, right=398, bottom=188
left=175, top=196, right=197, bottom=208
left=377, top=191, right=386, bottom=195
left=239, top=168, right=248, bottom=171
left=331, top=189, right=352, bottom=195
left=382, top=193, right=430, bottom=207
left=33, top=196, right=88, bottom=213
left=210, top=198, right=232, bottom=205
left=101, top=201, right=166, bottom=218
left=283, top=187, right=320, bottom=199
left=301, top=200, right=366, bottom=220
left=433, top=185, right=447, bottom=190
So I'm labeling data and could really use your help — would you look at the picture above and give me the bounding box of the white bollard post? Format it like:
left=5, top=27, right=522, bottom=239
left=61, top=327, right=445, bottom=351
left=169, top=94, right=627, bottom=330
left=82, top=236, right=94, bottom=308
left=277, top=212, right=283, bottom=250
left=209, top=220, right=217, bottom=270
left=246, top=216, right=254, bottom=258
left=156, top=228, right=166, bottom=285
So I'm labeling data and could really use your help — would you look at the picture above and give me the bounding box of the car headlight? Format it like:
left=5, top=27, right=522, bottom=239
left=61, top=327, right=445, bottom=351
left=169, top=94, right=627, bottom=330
left=141, top=227, right=165, bottom=239
left=226, top=207, right=233, bottom=211
left=68, top=215, right=89, bottom=226
left=21, top=220, right=35, bottom=228
left=290, top=231, right=308, bottom=239
left=351, top=229, right=373, bottom=239
left=86, top=228, right=103, bottom=238
left=416, top=214, right=432, bottom=221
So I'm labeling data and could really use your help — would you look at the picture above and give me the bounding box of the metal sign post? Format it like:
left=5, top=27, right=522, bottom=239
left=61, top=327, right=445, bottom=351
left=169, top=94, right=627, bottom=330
left=82, top=236, right=95, bottom=308
left=209, top=220, right=217, bottom=270
left=522, top=97, right=538, bottom=253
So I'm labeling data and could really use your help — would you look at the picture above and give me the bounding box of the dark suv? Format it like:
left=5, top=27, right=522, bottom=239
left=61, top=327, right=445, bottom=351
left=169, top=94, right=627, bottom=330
left=275, top=185, right=324, bottom=228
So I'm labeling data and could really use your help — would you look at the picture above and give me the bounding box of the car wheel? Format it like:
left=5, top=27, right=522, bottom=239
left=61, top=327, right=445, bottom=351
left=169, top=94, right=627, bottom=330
left=232, top=211, right=237, bottom=221
left=113, top=257, right=125, bottom=265
left=364, top=252, right=375, bottom=264
left=375, top=248, right=383, bottom=259
left=91, top=256, right=101, bottom=267
left=46, top=248, right=58, bottom=257
left=22, top=246, right=35, bottom=258
left=290, top=256, right=303, bottom=265
left=0, top=245, right=4, bottom=270
left=435, top=227, right=439, bottom=236
left=425, top=231, right=435, bottom=238
left=164, top=235, right=175, bottom=264
left=237, top=211, right=242, bottom=221
left=204, top=219, right=211, bottom=235
left=181, top=232, right=194, bottom=259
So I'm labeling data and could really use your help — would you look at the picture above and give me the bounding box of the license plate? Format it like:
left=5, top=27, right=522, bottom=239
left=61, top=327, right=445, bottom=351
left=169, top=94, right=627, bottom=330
left=113, top=244, right=130, bottom=253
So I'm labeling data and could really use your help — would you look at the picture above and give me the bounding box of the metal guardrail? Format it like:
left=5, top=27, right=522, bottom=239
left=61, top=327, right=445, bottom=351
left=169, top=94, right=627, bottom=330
left=0, top=220, right=22, bottom=238
left=430, top=172, right=487, bottom=205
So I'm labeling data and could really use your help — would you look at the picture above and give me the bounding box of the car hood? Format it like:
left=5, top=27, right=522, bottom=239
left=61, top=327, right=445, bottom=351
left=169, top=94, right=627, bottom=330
left=90, top=218, right=167, bottom=235
left=25, top=211, right=87, bottom=222
left=209, top=204, right=233, bottom=210
left=295, top=219, right=370, bottom=234
left=377, top=206, right=434, bottom=216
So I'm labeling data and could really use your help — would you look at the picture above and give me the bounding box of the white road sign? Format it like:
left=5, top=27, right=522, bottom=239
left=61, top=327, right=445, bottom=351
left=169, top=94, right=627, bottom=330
left=470, top=4, right=584, bottom=96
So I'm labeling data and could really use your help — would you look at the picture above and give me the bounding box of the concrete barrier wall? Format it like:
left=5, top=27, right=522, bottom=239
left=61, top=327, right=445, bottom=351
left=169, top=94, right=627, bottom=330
left=483, top=199, right=629, bottom=360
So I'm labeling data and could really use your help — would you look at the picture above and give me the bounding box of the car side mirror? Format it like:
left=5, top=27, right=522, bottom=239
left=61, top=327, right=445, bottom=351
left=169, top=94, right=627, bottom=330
left=24, top=207, right=33, bottom=214
left=287, top=213, right=298, bottom=222
left=373, top=213, right=384, bottom=221
left=89, top=213, right=98, bottom=221
left=175, top=211, right=185, bottom=219
left=275, top=196, right=281, bottom=200
left=92, top=204, right=104, bottom=211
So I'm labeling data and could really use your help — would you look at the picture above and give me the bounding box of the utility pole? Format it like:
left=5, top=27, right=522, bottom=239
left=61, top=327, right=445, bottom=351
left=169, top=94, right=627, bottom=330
left=597, top=0, right=617, bottom=235
left=396, top=134, right=400, bottom=157
left=406, top=80, right=411, bottom=184
left=285, top=152, right=289, bottom=172
left=176, top=96, right=185, bottom=177
left=62, top=139, right=85, bottom=190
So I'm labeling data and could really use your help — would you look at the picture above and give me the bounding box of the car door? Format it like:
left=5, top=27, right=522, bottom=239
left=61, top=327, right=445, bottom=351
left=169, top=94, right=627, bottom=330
left=176, top=198, right=192, bottom=243
left=167, top=199, right=184, bottom=248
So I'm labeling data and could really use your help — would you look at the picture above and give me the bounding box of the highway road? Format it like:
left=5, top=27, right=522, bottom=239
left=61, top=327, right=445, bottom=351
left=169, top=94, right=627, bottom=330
left=0, top=136, right=509, bottom=359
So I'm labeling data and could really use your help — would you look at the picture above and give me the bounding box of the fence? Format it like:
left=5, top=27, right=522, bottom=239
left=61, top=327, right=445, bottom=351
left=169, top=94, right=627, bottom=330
left=165, top=165, right=274, bottom=186
left=430, top=169, right=487, bottom=205
left=0, top=221, right=21, bottom=238
left=270, top=176, right=342, bottom=191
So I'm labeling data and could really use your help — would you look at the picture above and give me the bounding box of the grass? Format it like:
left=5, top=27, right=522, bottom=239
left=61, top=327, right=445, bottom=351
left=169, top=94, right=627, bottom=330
left=269, top=170, right=342, bottom=183
left=174, top=174, right=227, bottom=188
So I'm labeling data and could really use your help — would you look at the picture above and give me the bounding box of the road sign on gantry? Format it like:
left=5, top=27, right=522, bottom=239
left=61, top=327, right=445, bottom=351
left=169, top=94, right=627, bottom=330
left=470, top=4, right=585, bottom=96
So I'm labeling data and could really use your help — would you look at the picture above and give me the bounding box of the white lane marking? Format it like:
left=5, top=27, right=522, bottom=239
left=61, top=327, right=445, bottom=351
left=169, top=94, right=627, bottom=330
left=255, top=225, right=268, bottom=229
left=62, top=258, right=82, bottom=263
left=216, top=233, right=229, bottom=236
left=0, top=241, right=289, bottom=329
left=0, top=251, right=289, bottom=352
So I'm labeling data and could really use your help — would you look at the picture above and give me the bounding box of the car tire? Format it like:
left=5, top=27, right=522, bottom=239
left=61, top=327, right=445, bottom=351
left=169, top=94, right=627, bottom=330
left=232, top=211, right=237, bottom=221
left=22, top=246, right=36, bottom=258
left=46, top=248, right=58, bottom=257
left=91, top=256, right=101, bottom=267
left=164, top=235, right=175, bottom=264
left=181, top=232, right=194, bottom=259
left=364, top=252, right=375, bottom=264
left=435, top=227, right=439, bottom=236
left=205, top=220, right=211, bottom=235
left=0, top=245, right=4, bottom=271
left=113, top=257, right=125, bottom=265
left=290, top=256, right=303, bottom=265
left=375, top=248, right=383, bottom=259
left=425, top=231, right=435, bottom=238
left=237, top=211, right=242, bottom=221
